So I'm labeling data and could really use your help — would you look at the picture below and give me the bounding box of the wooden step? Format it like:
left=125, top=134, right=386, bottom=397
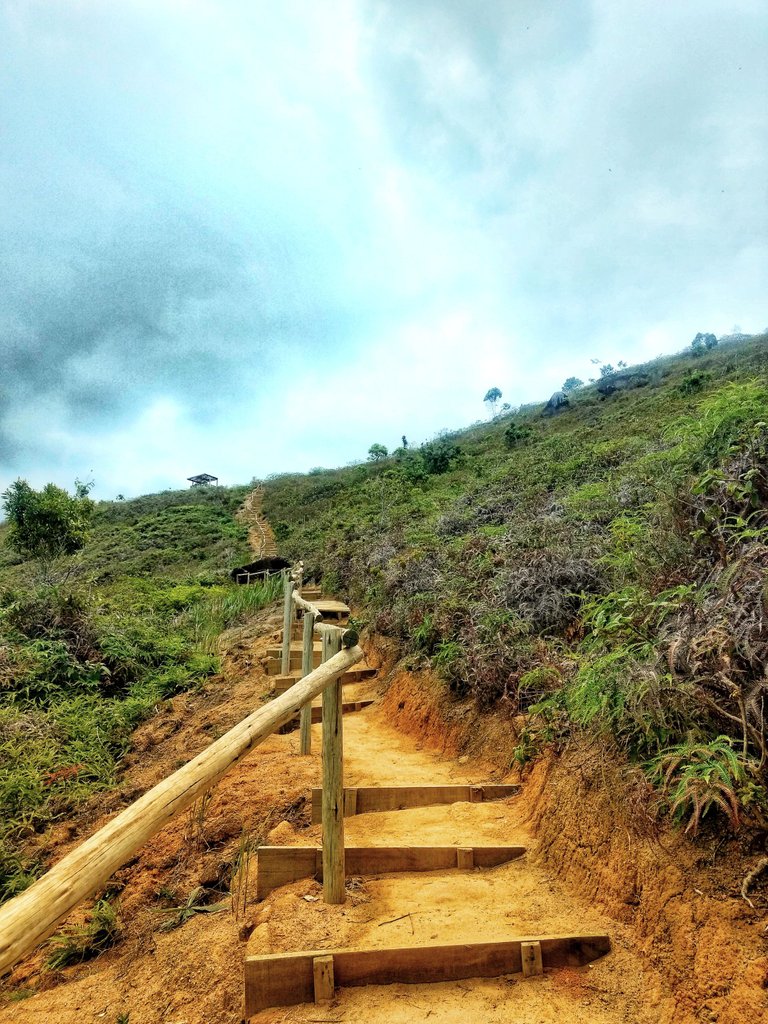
left=271, top=666, right=376, bottom=692
left=310, top=784, right=519, bottom=823
left=256, top=844, right=526, bottom=899
left=297, top=598, right=350, bottom=620
left=244, top=934, right=612, bottom=1012
left=277, top=701, right=374, bottom=735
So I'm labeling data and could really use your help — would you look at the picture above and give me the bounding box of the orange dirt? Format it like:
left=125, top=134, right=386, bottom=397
left=1, top=625, right=766, bottom=1022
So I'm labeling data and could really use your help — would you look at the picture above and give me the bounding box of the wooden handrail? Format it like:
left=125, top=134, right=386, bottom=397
left=0, top=644, right=365, bottom=977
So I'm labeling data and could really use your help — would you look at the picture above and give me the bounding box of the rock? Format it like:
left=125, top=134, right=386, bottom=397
left=542, top=391, right=570, bottom=416
left=266, top=819, right=296, bottom=844
left=596, top=370, right=651, bottom=396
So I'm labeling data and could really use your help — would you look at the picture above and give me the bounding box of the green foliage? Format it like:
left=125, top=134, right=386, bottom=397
left=2, top=479, right=94, bottom=575
left=677, top=369, right=711, bottom=395
left=367, top=443, right=389, bottom=461
left=484, top=387, right=502, bottom=416
left=691, top=332, right=718, bottom=356
left=0, top=482, right=280, bottom=902
left=420, top=437, right=463, bottom=475
left=46, top=896, right=122, bottom=969
left=503, top=421, right=532, bottom=449
left=647, top=738, right=746, bottom=834
left=562, top=377, right=584, bottom=392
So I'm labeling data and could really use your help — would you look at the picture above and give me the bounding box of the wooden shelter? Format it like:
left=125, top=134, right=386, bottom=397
left=187, top=473, right=218, bottom=487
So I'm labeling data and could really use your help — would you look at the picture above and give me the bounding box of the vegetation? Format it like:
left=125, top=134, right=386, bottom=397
left=2, top=480, right=95, bottom=583
left=263, top=333, right=768, bottom=834
left=0, top=483, right=277, bottom=903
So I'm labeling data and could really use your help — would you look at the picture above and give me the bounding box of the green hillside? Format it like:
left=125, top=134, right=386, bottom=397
left=1, top=333, right=767, bottom=905
left=0, top=483, right=274, bottom=901
left=265, top=334, right=768, bottom=833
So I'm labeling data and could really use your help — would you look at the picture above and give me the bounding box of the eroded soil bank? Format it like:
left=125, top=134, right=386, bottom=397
left=379, top=653, right=768, bottom=1023
left=1, top=624, right=766, bottom=1023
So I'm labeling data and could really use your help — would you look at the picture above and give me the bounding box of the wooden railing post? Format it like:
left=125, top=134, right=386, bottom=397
left=299, top=613, right=315, bottom=755
left=280, top=570, right=293, bottom=675
left=0, top=644, right=365, bottom=975
left=321, top=629, right=345, bottom=904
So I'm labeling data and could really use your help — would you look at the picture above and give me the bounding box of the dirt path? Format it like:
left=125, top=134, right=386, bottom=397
left=0, top=618, right=672, bottom=1023
left=247, top=701, right=664, bottom=1023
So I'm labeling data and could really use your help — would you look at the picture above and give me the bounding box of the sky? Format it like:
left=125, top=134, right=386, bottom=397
left=0, top=0, right=766, bottom=499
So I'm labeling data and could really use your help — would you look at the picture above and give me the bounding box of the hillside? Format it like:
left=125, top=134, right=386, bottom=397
left=0, top=482, right=274, bottom=902
left=1, top=333, right=767, bottom=1022
left=265, top=333, right=768, bottom=832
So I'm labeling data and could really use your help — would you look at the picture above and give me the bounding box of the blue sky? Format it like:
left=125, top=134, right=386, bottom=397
left=1, top=0, right=766, bottom=498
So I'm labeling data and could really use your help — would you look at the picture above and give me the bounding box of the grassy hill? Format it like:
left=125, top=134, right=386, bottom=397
left=264, top=333, right=768, bottom=833
left=0, top=482, right=278, bottom=901
left=1, top=332, right=767, bottom=905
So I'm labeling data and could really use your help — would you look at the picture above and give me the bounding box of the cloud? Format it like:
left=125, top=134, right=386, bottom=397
left=0, top=0, right=765, bottom=498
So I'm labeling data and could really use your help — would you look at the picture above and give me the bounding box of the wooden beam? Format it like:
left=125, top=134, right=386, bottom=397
left=321, top=630, right=344, bottom=904
left=0, top=644, right=365, bottom=977
left=255, top=845, right=527, bottom=899
left=280, top=571, right=293, bottom=675
left=299, top=613, right=314, bottom=756
left=277, top=701, right=374, bottom=734
left=244, top=935, right=611, bottom=1013
left=310, top=785, right=519, bottom=823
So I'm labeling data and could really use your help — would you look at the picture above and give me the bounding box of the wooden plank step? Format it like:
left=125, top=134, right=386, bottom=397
left=244, top=935, right=611, bottom=1012
left=277, top=701, right=374, bottom=735
left=297, top=599, right=349, bottom=619
left=267, top=658, right=376, bottom=679
left=266, top=643, right=323, bottom=659
left=271, top=667, right=376, bottom=693
left=310, top=785, right=519, bottom=823
left=256, top=844, right=526, bottom=899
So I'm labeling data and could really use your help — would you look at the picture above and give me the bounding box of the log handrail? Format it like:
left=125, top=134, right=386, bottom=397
left=0, top=643, right=365, bottom=976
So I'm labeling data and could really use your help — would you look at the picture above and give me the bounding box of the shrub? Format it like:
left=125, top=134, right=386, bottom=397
left=647, top=737, right=746, bottom=834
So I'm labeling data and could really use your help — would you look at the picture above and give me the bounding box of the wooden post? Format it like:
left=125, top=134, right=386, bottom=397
left=456, top=848, right=474, bottom=870
left=0, top=644, right=365, bottom=976
left=321, top=629, right=345, bottom=904
left=281, top=571, right=293, bottom=675
left=312, top=954, right=335, bottom=1002
left=521, top=940, right=543, bottom=977
left=299, top=613, right=315, bottom=755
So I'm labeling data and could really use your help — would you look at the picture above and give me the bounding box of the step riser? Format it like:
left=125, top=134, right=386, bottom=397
left=310, top=785, right=520, bottom=822
left=276, top=701, right=374, bottom=736
left=270, top=668, right=376, bottom=689
left=245, top=935, right=611, bottom=1012
left=256, top=845, right=526, bottom=899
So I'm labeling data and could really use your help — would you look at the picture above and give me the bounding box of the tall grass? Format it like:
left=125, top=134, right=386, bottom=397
left=185, top=576, right=282, bottom=654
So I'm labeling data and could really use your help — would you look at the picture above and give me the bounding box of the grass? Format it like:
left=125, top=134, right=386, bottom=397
left=262, top=332, right=768, bottom=830
left=0, top=484, right=279, bottom=904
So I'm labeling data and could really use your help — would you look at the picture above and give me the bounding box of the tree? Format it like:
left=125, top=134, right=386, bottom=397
left=401, top=436, right=408, bottom=449
left=562, top=377, right=584, bottom=393
left=2, top=479, right=94, bottom=580
left=367, top=443, right=389, bottom=462
left=421, top=438, right=462, bottom=475
left=483, top=387, right=502, bottom=417
left=691, top=332, right=717, bottom=356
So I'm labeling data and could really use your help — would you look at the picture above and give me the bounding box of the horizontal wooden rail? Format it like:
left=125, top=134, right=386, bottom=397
left=0, top=644, right=365, bottom=977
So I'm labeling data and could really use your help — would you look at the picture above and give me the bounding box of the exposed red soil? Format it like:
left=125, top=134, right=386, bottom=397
left=1, top=625, right=766, bottom=1022
left=379, top=658, right=768, bottom=1023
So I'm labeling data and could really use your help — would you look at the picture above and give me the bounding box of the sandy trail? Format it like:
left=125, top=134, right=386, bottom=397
left=248, top=703, right=661, bottom=1023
